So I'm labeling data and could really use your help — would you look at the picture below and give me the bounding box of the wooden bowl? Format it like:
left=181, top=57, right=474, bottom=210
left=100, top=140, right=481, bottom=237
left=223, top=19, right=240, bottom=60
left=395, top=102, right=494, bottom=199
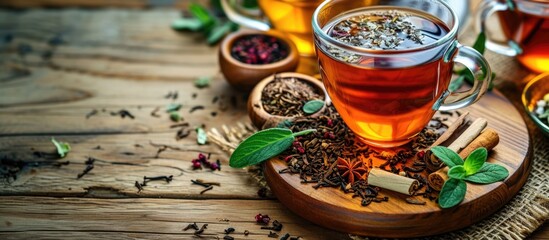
left=247, top=72, right=328, bottom=129
left=219, top=30, right=299, bottom=91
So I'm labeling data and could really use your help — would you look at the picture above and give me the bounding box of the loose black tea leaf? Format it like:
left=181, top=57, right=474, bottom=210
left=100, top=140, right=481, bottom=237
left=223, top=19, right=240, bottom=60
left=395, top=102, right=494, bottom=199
left=302, top=100, right=324, bottom=114
left=189, top=105, right=205, bottom=113
left=261, top=76, right=324, bottom=117
left=85, top=109, right=98, bottom=119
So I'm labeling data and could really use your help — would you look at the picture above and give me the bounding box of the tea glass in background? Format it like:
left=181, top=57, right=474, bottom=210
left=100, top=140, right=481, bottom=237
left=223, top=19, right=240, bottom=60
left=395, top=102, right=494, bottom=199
left=221, top=0, right=323, bottom=57
left=477, top=0, right=549, bottom=73
left=313, top=0, right=493, bottom=147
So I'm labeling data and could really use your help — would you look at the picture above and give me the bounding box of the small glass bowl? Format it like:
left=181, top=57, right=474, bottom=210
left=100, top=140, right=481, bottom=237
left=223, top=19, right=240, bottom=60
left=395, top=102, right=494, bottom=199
left=522, top=72, right=549, bottom=136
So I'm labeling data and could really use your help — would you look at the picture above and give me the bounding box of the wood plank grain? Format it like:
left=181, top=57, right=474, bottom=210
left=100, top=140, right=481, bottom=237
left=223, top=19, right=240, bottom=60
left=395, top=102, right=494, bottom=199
left=0, top=196, right=347, bottom=240
left=0, top=133, right=263, bottom=198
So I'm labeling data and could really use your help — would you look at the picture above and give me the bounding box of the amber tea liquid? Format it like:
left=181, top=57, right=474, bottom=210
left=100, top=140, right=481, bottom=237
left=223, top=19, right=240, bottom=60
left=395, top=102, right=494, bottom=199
left=317, top=9, right=452, bottom=146
left=498, top=9, right=549, bottom=73
left=258, top=0, right=322, bottom=56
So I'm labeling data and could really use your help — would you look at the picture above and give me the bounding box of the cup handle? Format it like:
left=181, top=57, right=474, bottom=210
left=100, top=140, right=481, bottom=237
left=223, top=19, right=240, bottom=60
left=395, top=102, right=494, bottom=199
left=475, top=0, right=522, bottom=56
left=436, top=42, right=492, bottom=111
left=221, top=0, right=270, bottom=31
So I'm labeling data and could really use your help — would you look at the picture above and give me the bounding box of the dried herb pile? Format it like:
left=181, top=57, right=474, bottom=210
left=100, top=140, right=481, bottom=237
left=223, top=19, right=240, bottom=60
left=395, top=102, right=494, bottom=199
left=261, top=76, right=325, bottom=117
left=278, top=104, right=449, bottom=206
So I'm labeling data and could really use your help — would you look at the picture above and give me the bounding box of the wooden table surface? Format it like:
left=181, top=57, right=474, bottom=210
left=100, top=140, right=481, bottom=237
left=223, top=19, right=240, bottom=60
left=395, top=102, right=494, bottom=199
left=0, top=1, right=546, bottom=239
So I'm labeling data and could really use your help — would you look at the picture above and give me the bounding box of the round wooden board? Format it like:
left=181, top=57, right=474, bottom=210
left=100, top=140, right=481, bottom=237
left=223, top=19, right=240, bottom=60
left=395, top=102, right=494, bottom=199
left=264, top=90, right=532, bottom=238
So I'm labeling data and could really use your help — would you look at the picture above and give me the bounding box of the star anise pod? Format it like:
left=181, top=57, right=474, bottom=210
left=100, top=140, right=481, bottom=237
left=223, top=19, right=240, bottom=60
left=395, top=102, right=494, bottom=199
left=337, top=157, right=367, bottom=184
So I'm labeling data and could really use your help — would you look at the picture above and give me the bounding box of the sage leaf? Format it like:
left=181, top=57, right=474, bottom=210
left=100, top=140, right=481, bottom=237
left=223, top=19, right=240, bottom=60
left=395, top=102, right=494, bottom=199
left=448, top=165, right=467, bottom=179
left=430, top=146, right=464, bottom=168
left=207, top=21, right=239, bottom=45
left=51, top=138, right=70, bottom=158
left=169, top=111, right=181, bottom=122
left=463, top=147, right=487, bottom=175
left=189, top=3, right=215, bottom=27
left=464, top=163, right=509, bottom=184
left=166, top=103, right=182, bottom=112
left=439, top=178, right=467, bottom=208
left=171, top=18, right=203, bottom=31
left=196, top=127, right=207, bottom=145
left=229, top=128, right=315, bottom=168
left=303, top=100, right=324, bottom=114
left=472, top=31, right=486, bottom=55
left=195, top=76, right=211, bottom=88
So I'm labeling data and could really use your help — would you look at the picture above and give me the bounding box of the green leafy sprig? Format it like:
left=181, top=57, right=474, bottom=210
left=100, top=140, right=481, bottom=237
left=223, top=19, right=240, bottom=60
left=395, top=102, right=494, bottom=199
left=302, top=100, right=324, bottom=115
left=171, top=3, right=239, bottom=45
left=229, top=128, right=315, bottom=168
left=431, top=146, right=509, bottom=208
left=449, top=32, right=495, bottom=92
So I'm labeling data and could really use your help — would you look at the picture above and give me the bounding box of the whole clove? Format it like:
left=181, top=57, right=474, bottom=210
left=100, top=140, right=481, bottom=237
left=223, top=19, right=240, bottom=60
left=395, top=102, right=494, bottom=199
left=280, top=233, right=291, bottom=240
left=223, top=236, right=234, bottom=240
left=189, top=105, right=205, bottom=113
left=268, top=231, right=279, bottom=238
left=135, top=181, right=144, bottom=193
left=261, top=220, right=283, bottom=231
left=143, top=175, right=173, bottom=183
left=200, top=185, right=213, bottom=194
left=111, top=109, right=135, bottom=119
left=77, top=165, right=94, bottom=179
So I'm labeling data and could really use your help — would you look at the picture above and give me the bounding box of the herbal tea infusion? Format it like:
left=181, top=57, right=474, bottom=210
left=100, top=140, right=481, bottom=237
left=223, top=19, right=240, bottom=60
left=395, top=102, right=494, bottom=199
left=313, top=0, right=492, bottom=147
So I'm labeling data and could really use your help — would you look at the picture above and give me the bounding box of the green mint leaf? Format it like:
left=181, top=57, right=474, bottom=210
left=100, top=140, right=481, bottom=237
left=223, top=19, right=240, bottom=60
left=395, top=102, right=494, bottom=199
left=464, top=163, right=509, bottom=184
left=196, top=127, right=207, bottom=145
left=439, top=178, right=467, bottom=208
left=189, top=3, right=215, bottom=27
left=276, top=119, right=293, bottom=129
left=171, top=18, right=203, bottom=31
left=472, top=31, right=486, bottom=55
left=195, top=76, right=211, bottom=88
left=207, top=21, right=239, bottom=45
left=463, top=147, right=487, bottom=175
left=448, top=165, right=467, bottom=179
left=166, top=103, right=182, bottom=112
left=229, top=128, right=314, bottom=168
left=449, top=75, right=465, bottom=92
left=430, top=146, right=464, bottom=168
left=302, top=100, right=325, bottom=114
left=51, top=138, right=70, bottom=158
left=169, top=111, right=181, bottom=122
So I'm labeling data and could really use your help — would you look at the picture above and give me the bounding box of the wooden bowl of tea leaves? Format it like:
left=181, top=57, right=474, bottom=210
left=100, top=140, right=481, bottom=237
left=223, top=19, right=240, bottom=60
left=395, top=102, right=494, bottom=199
left=219, top=30, right=299, bottom=91
left=248, top=72, right=328, bottom=129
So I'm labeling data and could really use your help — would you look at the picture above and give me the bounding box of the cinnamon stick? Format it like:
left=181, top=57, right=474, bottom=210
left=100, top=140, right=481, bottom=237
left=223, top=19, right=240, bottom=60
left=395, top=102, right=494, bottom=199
left=425, top=118, right=487, bottom=171
left=427, top=128, right=499, bottom=191
left=368, top=168, right=420, bottom=195
left=425, top=112, right=469, bottom=171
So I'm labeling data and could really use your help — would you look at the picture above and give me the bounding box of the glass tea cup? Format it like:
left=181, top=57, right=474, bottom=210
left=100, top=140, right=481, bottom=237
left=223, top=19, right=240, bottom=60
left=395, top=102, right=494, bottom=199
left=476, top=0, right=549, bottom=73
left=221, top=0, right=323, bottom=56
left=313, top=0, right=492, bottom=147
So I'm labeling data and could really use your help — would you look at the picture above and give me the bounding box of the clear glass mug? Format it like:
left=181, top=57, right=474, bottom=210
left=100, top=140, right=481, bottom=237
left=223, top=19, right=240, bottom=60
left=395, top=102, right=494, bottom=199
left=221, top=0, right=323, bottom=56
left=476, top=0, right=549, bottom=73
left=313, top=0, right=493, bottom=147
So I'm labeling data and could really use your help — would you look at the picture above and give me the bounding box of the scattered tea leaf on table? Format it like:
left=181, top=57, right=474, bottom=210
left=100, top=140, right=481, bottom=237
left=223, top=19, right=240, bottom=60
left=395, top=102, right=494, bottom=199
left=171, top=18, right=203, bottom=31
left=448, top=165, right=467, bottom=179
left=51, top=138, right=70, bottom=158
left=431, top=146, right=464, bottom=167
left=463, top=147, right=487, bottom=175
left=464, top=163, right=509, bottom=184
left=439, top=178, right=467, bottom=208
left=166, top=103, right=182, bottom=112
left=302, top=100, right=324, bottom=114
left=169, top=111, right=181, bottom=122
left=229, top=128, right=315, bottom=168
left=195, top=77, right=211, bottom=88
left=196, top=127, right=208, bottom=145
left=472, top=31, right=486, bottom=54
